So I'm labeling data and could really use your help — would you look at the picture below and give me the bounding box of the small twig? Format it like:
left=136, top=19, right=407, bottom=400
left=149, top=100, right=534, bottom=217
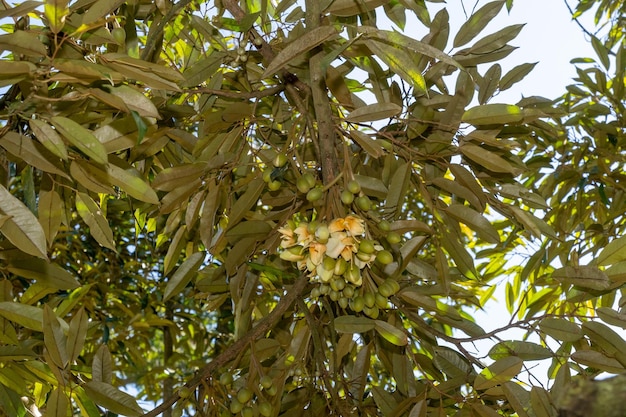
left=562, top=0, right=596, bottom=39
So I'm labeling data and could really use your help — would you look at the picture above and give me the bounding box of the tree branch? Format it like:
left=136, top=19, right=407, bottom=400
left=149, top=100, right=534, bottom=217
left=140, top=273, right=310, bottom=417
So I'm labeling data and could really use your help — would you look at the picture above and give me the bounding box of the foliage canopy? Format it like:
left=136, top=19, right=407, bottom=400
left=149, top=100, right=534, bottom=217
left=0, top=0, right=624, bottom=416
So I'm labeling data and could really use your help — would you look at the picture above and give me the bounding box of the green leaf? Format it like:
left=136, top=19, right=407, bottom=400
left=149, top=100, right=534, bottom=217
left=460, top=144, right=521, bottom=175
left=38, top=187, right=64, bottom=244
left=499, top=62, right=537, bottom=91
left=153, top=163, right=210, bottom=192
left=47, top=388, right=70, bottom=417
left=362, top=28, right=462, bottom=70
left=366, top=39, right=427, bottom=93
left=349, top=130, right=385, bottom=158
left=263, top=26, right=337, bottom=78
left=7, top=258, right=79, bottom=290
left=502, top=382, right=530, bottom=417
left=469, top=24, right=525, bottom=54
left=571, top=350, right=625, bottom=373
left=51, top=116, right=108, bottom=164
left=539, top=318, right=582, bottom=342
left=0, top=302, right=44, bottom=332
left=326, top=0, right=388, bottom=16
left=0, top=31, right=48, bottom=57
left=106, top=85, right=161, bottom=119
left=83, top=381, right=144, bottom=417
left=472, top=403, right=501, bottom=417
left=0, top=133, right=69, bottom=178
left=66, top=307, right=88, bottom=364
left=384, top=162, right=411, bottom=217
left=474, top=357, right=523, bottom=390
left=488, top=340, right=552, bottom=361
left=105, top=162, right=159, bottom=204
left=453, top=0, right=505, bottom=47
left=0, top=184, right=48, bottom=259
left=552, top=266, right=611, bottom=291
left=75, top=192, right=117, bottom=251
left=163, top=252, right=205, bottom=302
left=334, top=316, right=376, bottom=333
left=374, top=320, right=408, bottom=346
left=444, top=203, right=500, bottom=244
left=92, top=345, right=113, bottom=384
left=69, top=160, right=116, bottom=195
left=43, top=305, right=68, bottom=369
left=433, top=347, right=473, bottom=378
left=530, top=387, right=555, bottom=417
left=462, top=104, right=523, bottom=125
left=596, top=307, right=626, bottom=329
left=478, top=64, right=501, bottom=104
left=345, top=102, right=402, bottom=123
left=598, top=235, right=626, bottom=266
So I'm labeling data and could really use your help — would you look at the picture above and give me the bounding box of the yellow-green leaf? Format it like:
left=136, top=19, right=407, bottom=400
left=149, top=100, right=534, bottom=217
left=44, top=0, right=69, bottom=34
left=462, top=104, right=523, bottom=125
left=0, top=184, right=48, bottom=259
left=51, top=116, right=108, bottom=164
left=374, top=320, right=408, bottom=346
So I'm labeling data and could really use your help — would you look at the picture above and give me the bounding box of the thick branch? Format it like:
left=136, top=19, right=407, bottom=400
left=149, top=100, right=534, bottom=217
left=140, top=273, right=309, bottom=417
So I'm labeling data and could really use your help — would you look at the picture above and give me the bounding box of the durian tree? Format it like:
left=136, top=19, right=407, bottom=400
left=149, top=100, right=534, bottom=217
left=0, top=0, right=624, bottom=416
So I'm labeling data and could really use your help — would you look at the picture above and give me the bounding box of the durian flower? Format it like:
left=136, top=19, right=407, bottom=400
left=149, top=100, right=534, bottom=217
left=294, top=223, right=314, bottom=247
left=329, top=215, right=365, bottom=236
left=326, top=232, right=358, bottom=260
left=278, top=226, right=297, bottom=248
left=308, top=241, right=327, bottom=266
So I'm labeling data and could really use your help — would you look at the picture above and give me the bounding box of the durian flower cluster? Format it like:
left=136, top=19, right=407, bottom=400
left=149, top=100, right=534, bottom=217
left=278, top=215, right=382, bottom=286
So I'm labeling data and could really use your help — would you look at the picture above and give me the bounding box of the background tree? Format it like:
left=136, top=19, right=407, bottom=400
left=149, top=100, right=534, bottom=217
left=0, top=0, right=624, bottom=416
